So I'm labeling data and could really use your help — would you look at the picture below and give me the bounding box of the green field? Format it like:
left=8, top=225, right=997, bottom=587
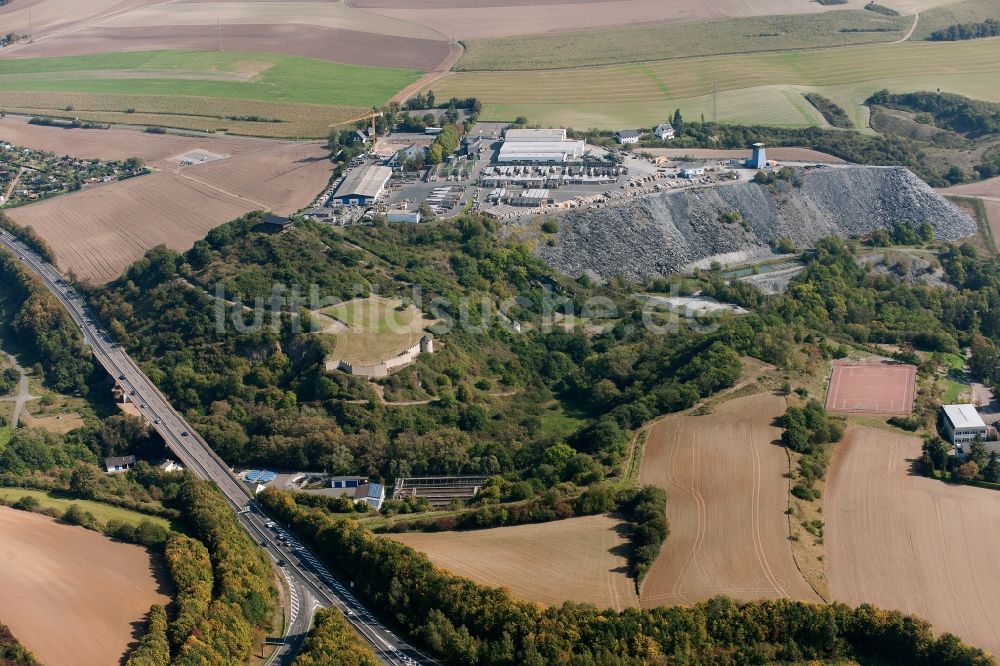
left=0, top=488, right=173, bottom=529
left=458, top=11, right=909, bottom=71
left=0, top=51, right=421, bottom=108
left=432, top=39, right=1000, bottom=129
left=317, top=296, right=434, bottom=364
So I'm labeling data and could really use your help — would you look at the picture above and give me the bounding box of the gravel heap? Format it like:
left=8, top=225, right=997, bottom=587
left=532, top=166, right=976, bottom=282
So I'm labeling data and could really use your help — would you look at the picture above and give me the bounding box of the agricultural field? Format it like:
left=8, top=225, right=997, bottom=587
left=0, top=506, right=171, bottom=666
left=638, top=392, right=821, bottom=606
left=351, top=0, right=899, bottom=40
left=457, top=11, right=910, bottom=71
left=316, top=296, right=435, bottom=364
left=0, top=488, right=172, bottom=529
left=913, top=0, right=1000, bottom=39
left=0, top=51, right=421, bottom=108
left=826, top=425, right=1000, bottom=659
left=430, top=38, right=1000, bottom=129
left=5, top=124, right=332, bottom=283
left=389, top=514, right=639, bottom=610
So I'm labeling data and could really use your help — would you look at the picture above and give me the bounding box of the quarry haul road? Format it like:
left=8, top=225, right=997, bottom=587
left=0, top=230, right=439, bottom=666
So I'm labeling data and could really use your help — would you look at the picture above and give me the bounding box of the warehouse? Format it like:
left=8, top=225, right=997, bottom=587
left=331, top=165, right=392, bottom=205
left=498, top=128, right=586, bottom=164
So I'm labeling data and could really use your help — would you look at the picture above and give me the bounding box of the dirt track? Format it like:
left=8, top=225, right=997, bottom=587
left=827, top=426, right=1000, bottom=659
left=641, top=147, right=846, bottom=164
left=639, top=393, right=820, bottom=606
left=0, top=506, right=171, bottom=666
left=390, top=514, right=639, bottom=610
left=5, top=129, right=332, bottom=283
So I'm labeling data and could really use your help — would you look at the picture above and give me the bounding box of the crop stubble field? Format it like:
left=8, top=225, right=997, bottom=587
left=431, top=39, right=1000, bottom=129
left=389, top=514, right=639, bottom=610
left=638, top=393, right=820, bottom=606
left=3, top=119, right=333, bottom=283
left=826, top=426, right=1000, bottom=658
left=0, top=506, right=171, bottom=666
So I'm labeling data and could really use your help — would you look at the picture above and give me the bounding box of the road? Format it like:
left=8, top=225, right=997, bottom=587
left=0, top=230, right=438, bottom=666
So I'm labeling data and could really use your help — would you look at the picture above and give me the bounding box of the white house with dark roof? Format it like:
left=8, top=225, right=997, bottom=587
left=616, top=130, right=641, bottom=145
left=104, top=455, right=136, bottom=474
left=654, top=123, right=675, bottom=140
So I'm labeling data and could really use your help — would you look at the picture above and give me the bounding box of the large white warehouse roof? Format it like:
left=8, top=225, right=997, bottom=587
left=943, top=404, right=986, bottom=429
left=504, top=128, right=568, bottom=142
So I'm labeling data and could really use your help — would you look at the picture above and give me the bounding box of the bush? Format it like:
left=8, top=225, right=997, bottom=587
left=125, top=605, right=170, bottom=666
left=11, top=495, right=39, bottom=511
left=292, top=607, right=380, bottom=665
left=804, top=93, right=854, bottom=129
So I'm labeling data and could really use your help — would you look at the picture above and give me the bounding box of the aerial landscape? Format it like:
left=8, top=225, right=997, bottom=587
left=2, top=0, right=1000, bottom=664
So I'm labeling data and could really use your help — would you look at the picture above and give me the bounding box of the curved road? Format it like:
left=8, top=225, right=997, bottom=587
left=0, top=230, right=438, bottom=666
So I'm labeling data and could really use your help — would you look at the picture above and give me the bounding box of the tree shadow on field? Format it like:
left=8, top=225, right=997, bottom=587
left=120, top=616, right=149, bottom=665
left=609, top=517, right=634, bottom=578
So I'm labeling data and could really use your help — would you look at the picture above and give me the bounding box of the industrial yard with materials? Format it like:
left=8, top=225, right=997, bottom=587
left=302, top=122, right=836, bottom=227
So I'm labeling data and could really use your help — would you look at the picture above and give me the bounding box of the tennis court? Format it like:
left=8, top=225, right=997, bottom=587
left=825, top=359, right=916, bottom=416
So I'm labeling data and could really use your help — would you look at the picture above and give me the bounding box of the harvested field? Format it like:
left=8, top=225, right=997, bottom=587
left=457, top=11, right=908, bottom=71
left=431, top=38, right=1000, bottom=129
left=0, top=506, right=171, bottom=666
left=825, top=359, right=916, bottom=416
left=0, top=91, right=364, bottom=138
left=2, top=24, right=452, bottom=71
left=389, top=514, right=639, bottom=610
left=353, top=0, right=876, bottom=39
left=827, top=425, right=1000, bottom=659
left=19, top=409, right=85, bottom=433
left=641, top=147, right=846, bottom=164
left=945, top=176, right=1000, bottom=198
left=0, top=115, right=273, bottom=168
left=639, top=393, right=821, bottom=606
left=7, top=140, right=332, bottom=283
left=0, top=0, right=162, bottom=39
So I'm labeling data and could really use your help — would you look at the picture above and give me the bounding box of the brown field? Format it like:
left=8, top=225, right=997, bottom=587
left=1, top=24, right=451, bottom=71
left=827, top=425, right=1000, bottom=659
left=20, top=409, right=85, bottom=433
left=0, top=506, right=171, bottom=666
left=351, top=0, right=877, bottom=39
left=641, top=147, right=846, bottom=164
left=825, top=359, right=916, bottom=416
left=6, top=134, right=332, bottom=283
left=639, top=392, right=820, bottom=606
left=389, top=514, right=639, bottom=610
left=0, top=0, right=162, bottom=39
left=945, top=176, right=1000, bottom=198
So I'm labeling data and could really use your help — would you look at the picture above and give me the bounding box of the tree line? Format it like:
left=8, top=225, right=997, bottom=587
left=929, top=18, right=1000, bottom=41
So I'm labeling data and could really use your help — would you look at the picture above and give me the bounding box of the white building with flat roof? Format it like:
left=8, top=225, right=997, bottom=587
left=942, top=404, right=989, bottom=443
left=331, top=165, right=392, bottom=205
left=498, top=128, right=585, bottom=164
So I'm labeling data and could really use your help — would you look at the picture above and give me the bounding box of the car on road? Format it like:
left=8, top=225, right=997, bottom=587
left=277, top=559, right=286, bottom=566
left=140, top=403, right=146, bottom=408
left=181, top=431, right=189, bottom=436
left=118, top=374, right=125, bottom=380
left=154, top=418, right=161, bottom=424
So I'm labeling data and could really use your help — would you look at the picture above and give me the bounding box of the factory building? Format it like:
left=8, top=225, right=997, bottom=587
left=498, top=128, right=586, bottom=164
left=330, top=165, right=392, bottom=205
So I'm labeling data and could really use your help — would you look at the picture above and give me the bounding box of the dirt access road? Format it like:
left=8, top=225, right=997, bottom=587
left=827, top=425, right=1000, bottom=658
left=639, top=392, right=820, bottom=606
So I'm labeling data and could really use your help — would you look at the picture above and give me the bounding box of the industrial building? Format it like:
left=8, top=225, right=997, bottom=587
left=680, top=163, right=706, bottom=178
left=510, top=188, right=552, bottom=207
left=941, top=404, right=989, bottom=444
left=330, top=165, right=392, bottom=205
left=498, top=128, right=586, bottom=164
left=746, top=143, right=768, bottom=169
left=387, top=209, right=421, bottom=223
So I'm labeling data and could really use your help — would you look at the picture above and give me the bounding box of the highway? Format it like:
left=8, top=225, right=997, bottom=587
left=0, top=230, right=439, bottom=666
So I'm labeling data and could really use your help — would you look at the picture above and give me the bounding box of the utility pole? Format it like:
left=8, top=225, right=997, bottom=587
left=712, top=80, right=717, bottom=123
left=28, top=6, right=33, bottom=42
left=217, top=18, right=223, bottom=51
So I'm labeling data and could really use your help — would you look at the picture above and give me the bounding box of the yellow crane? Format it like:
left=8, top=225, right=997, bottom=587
left=329, top=107, right=384, bottom=145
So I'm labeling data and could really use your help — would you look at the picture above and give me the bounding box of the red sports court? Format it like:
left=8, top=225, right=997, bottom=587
left=825, top=359, right=916, bottom=416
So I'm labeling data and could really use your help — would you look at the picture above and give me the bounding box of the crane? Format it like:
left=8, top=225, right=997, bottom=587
left=329, top=106, right=384, bottom=146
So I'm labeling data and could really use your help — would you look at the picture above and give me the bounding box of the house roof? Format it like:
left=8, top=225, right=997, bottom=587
left=655, top=123, right=674, bottom=131
left=104, top=455, right=136, bottom=468
left=943, top=404, right=987, bottom=429
left=617, top=130, right=641, bottom=138
left=334, top=165, right=392, bottom=200
left=355, top=482, right=385, bottom=500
